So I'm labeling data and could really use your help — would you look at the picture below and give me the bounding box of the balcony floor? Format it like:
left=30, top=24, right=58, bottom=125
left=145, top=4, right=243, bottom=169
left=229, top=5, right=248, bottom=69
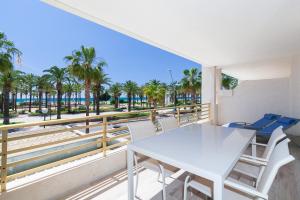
left=64, top=140, right=300, bottom=200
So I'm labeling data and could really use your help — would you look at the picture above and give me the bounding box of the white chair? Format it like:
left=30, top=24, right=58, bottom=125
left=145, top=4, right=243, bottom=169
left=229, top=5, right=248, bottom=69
left=234, top=126, right=286, bottom=183
left=183, top=138, right=294, bottom=200
left=158, top=117, right=179, bottom=132
left=127, top=120, right=178, bottom=200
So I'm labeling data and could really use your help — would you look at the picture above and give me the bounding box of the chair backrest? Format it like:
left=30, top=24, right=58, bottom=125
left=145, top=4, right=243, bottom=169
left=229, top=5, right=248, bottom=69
left=262, top=126, right=286, bottom=160
left=257, top=139, right=294, bottom=194
left=158, top=117, right=179, bottom=132
left=127, top=120, right=156, bottom=143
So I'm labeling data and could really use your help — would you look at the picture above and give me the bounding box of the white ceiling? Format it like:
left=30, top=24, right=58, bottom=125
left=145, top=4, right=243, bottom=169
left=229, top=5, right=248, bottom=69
left=43, top=0, right=300, bottom=80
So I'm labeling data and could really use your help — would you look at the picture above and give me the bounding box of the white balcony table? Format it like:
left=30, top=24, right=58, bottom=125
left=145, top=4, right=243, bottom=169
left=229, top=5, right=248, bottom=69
left=127, top=123, right=255, bottom=200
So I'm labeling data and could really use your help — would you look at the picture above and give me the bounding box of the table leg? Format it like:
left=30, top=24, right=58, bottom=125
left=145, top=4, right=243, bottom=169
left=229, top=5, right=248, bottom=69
left=213, top=176, right=223, bottom=200
left=127, top=148, right=134, bottom=200
left=252, top=136, right=256, bottom=157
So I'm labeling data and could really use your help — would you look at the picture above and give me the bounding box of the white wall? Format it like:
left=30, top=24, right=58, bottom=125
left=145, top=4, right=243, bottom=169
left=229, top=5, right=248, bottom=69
left=289, top=56, right=300, bottom=118
left=218, top=78, right=290, bottom=125
left=0, top=150, right=127, bottom=200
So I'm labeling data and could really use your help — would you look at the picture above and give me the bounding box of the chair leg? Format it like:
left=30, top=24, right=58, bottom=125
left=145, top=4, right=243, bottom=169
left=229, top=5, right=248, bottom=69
left=159, top=164, right=167, bottom=200
left=134, top=155, right=139, bottom=196
left=157, top=172, right=161, bottom=182
left=183, top=176, right=191, bottom=200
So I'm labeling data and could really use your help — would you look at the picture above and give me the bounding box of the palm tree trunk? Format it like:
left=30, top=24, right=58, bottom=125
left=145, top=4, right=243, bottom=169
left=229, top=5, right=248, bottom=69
left=79, top=92, right=81, bottom=105
left=15, top=93, right=17, bottom=111
left=75, top=92, right=78, bottom=108
left=68, top=92, right=71, bottom=113
left=85, top=80, right=91, bottom=133
left=57, top=88, right=62, bottom=119
left=96, top=87, right=101, bottom=115
left=93, top=91, right=96, bottom=111
left=64, top=93, right=67, bottom=108
left=0, top=94, right=3, bottom=113
left=38, top=91, right=43, bottom=111
left=3, top=83, right=10, bottom=125
left=128, top=94, right=132, bottom=112
left=153, top=100, right=158, bottom=109
left=29, top=89, right=32, bottom=112
left=140, top=97, right=143, bottom=108
left=11, top=93, right=15, bottom=111
left=20, top=92, right=23, bottom=109
left=52, top=95, right=55, bottom=107
left=15, top=89, right=18, bottom=111
left=191, top=91, right=196, bottom=104
left=114, top=96, right=118, bottom=108
left=45, top=92, right=49, bottom=108
left=133, top=94, right=135, bottom=108
left=25, top=93, right=28, bottom=108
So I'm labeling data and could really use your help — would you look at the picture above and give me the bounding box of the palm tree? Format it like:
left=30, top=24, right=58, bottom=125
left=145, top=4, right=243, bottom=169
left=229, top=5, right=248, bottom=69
left=123, top=80, right=138, bottom=111
left=0, top=32, right=22, bottom=73
left=132, top=84, right=139, bottom=108
left=181, top=68, right=201, bottom=104
left=109, top=83, right=122, bottom=108
left=24, top=73, right=36, bottom=112
left=0, top=70, right=23, bottom=124
left=36, top=75, right=50, bottom=112
left=138, top=85, right=145, bottom=108
left=0, top=32, right=22, bottom=124
left=15, top=73, right=27, bottom=110
left=43, top=76, right=52, bottom=109
left=64, top=77, right=75, bottom=113
left=43, top=66, right=67, bottom=119
left=91, top=63, right=110, bottom=115
left=11, top=71, right=24, bottom=111
left=65, top=46, right=100, bottom=119
left=143, top=80, right=166, bottom=109
left=73, top=80, right=82, bottom=108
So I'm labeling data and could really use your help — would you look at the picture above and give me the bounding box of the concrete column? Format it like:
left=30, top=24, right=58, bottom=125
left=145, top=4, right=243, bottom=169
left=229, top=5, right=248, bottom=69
left=201, top=66, right=222, bottom=124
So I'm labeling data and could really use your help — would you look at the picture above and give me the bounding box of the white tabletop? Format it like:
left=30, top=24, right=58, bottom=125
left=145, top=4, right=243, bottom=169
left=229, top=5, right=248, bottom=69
left=128, top=123, right=255, bottom=180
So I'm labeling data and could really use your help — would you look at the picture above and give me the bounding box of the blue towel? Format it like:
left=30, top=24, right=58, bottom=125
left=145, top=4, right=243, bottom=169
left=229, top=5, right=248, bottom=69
left=228, top=122, right=246, bottom=128
left=246, top=118, right=275, bottom=130
left=257, top=117, right=299, bottom=137
left=229, top=113, right=281, bottom=130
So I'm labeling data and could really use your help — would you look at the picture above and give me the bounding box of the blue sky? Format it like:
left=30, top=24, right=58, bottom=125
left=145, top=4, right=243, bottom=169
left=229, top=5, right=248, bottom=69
left=1, top=0, right=200, bottom=85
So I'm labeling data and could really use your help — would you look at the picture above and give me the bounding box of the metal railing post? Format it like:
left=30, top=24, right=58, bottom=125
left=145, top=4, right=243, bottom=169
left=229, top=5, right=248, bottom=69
left=1, top=130, right=8, bottom=192
left=102, top=117, right=107, bottom=157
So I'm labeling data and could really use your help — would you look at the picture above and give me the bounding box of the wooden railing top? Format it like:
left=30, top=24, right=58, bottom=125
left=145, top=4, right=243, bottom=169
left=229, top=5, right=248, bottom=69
left=0, top=103, right=210, bottom=131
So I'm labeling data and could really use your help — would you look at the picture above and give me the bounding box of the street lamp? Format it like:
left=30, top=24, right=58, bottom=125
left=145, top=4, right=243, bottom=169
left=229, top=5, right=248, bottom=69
left=168, top=69, right=177, bottom=111
left=41, top=108, right=48, bottom=128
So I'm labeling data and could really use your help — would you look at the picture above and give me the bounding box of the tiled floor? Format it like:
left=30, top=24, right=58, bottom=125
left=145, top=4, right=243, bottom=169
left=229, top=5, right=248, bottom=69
left=64, top=140, right=300, bottom=200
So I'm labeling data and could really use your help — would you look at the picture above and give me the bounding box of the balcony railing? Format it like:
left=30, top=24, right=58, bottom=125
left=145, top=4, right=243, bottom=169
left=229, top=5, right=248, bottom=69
left=0, top=103, right=210, bottom=192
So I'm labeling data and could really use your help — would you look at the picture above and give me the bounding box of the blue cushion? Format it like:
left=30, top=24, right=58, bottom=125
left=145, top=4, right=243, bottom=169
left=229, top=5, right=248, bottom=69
left=248, top=118, right=273, bottom=130
left=258, top=122, right=281, bottom=136
left=229, top=123, right=246, bottom=129
left=258, top=117, right=299, bottom=137
left=264, top=113, right=281, bottom=120
left=277, top=117, right=296, bottom=125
